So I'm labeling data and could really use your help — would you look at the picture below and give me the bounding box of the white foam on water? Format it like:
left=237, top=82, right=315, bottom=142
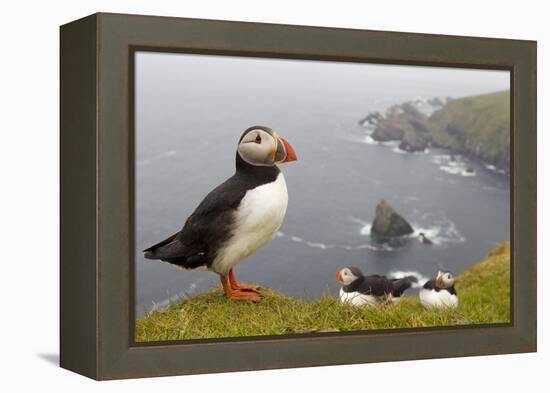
left=391, top=146, right=407, bottom=154
left=357, top=243, right=393, bottom=251
left=277, top=231, right=330, bottom=250
left=359, top=135, right=400, bottom=149
left=411, top=216, right=466, bottom=246
left=306, top=241, right=327, bottom=249
left=359, top=222, right=372, bottom=236
left=381, top=140, right=401, bottom=148
left=483, top=163, right=507, bottom=175
left=387, top=270, right=430, bottom=288
left=363, top=135, right=379, bottom=145
left=439, top=165, right=476, bottom=176
left=392, top=146, right=430, bottom=155
left=360, top=135, right=428, bottom=155
left=432, top=154, right=449, bottom=165
left=137, top=150, right=178, bottom=167
left=432, top=154, right=476, bottom=177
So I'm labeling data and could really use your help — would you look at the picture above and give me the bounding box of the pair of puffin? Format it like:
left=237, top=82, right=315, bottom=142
left=335, top=268, right=458, bottom=308
left=144, top=126, right=297, bottom=302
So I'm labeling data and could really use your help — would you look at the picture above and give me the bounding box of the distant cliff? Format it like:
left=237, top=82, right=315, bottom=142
left=429, top=90, right=510, bottom=171
left=365, top=90, right=510, bottom=172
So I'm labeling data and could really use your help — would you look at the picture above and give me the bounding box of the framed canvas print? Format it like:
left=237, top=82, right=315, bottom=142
left=60, top=13, right=537, bottom=380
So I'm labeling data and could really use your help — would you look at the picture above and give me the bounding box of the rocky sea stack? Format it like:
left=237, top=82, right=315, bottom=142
left=371, top=200, right=414, bottom=241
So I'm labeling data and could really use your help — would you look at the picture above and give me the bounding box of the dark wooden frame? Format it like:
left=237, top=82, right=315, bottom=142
left=60, top=12, right=537, bottom=380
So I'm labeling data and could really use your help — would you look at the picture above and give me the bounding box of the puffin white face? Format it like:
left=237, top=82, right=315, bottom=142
left=435, top=271, right=455, bottom=288
left=335, top=267, right=362, bottom=286
left=237, top=126, right=297, bottom=167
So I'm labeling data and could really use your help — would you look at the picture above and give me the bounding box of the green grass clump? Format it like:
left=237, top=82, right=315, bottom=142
left=135, top=242, right=510, bottom=342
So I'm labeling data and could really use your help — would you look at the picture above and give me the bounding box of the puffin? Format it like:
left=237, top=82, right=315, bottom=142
left=143, top=126, right=297, bottom=302
left=335, top=267, right=417, bottom=306
left=419, top=270, right=458, bottom=308
left=419, top=232, right=433, bottom=245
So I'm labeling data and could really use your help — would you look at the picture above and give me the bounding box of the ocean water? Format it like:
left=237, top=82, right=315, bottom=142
left=134, top=53, right=510, bottom=317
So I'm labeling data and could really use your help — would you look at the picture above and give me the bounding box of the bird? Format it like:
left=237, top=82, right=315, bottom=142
left=419, top=232, right=433, bottom=244
left=419, top=270, right=458, bottom=308
left=143, top=126, right=297, bottom=302
left=335, top=267, right=417, bottom=306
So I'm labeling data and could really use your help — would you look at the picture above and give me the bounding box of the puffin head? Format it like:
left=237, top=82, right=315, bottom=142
left=435, top=270, right=455, bottom=288
left=237, top=126, right=297, bottom=167
left=335, top=266, right=363, bottom=286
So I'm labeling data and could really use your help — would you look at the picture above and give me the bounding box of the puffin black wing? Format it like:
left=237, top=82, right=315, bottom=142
left=355, top=275, right=395, bottom=296
left=390, top=276, right=418, bottom=297
left=143, top=169, right=276, bottom=269
left=143, top=177, right=245, bottom=268
left=353, top=275, right=417, bottom=297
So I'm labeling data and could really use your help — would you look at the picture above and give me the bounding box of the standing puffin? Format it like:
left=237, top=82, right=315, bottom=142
left=335, top=267, right=417, bottom=306
left=419, top=270, right=458, bottom=308
left=143, top=126, right=297, bottom=302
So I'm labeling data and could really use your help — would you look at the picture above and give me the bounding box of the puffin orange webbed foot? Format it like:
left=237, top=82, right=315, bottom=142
left=228, top=269, right=262, bottom=294
left=226, top=290, right=262, bottom=302
left=221, top=274, right=262, bottom=302
left=234, top=284, right=261, bottom=294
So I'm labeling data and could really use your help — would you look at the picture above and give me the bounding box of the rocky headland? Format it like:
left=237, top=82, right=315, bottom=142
left=360, top=90, right=510, bottom=173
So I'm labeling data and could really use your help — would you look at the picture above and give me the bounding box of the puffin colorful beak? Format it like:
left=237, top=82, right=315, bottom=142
left=275, top=135, right=297, bottom=163
left=335, top=270, right=342, bottom=283
left=435, top=276, right=443, bottom=288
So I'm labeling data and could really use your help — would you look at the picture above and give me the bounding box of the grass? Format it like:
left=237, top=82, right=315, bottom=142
left=135, top=242, right=510, bottom=342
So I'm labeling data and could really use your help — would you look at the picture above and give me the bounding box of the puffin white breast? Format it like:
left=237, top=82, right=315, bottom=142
left=419, top=288, right=458, bottom=309
left=339, top=288, right=380, bottom=307
left=213, top=173, right=288, bottom=275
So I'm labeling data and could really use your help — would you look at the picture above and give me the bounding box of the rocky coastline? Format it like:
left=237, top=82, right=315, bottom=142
left=359, top=91, right=510, bottom=174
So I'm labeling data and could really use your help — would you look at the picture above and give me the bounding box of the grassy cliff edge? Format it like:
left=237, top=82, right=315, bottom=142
left=136, top=242, right=510, bottom=342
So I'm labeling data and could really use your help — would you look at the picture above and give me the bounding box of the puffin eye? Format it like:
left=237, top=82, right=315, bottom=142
left=255, top=134, right=262, bottom=144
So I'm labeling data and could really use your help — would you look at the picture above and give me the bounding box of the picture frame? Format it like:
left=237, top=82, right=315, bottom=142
left=60, top=12, right=536, bottom=380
